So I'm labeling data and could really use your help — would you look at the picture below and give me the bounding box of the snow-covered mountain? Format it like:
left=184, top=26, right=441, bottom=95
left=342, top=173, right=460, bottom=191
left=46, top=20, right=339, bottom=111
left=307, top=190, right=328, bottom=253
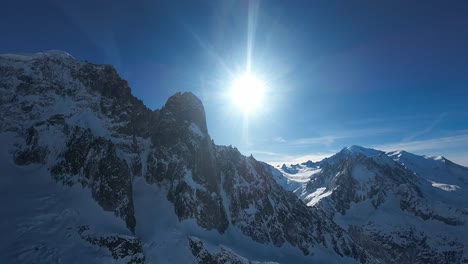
left=275, top=145, right=468, bottom=264
left=0, top=51, right=375, bottom=263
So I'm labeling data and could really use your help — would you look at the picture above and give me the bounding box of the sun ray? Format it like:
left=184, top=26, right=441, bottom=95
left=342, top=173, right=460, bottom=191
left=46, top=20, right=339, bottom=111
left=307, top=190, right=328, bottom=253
left=246, top=0, right=260, bottom=74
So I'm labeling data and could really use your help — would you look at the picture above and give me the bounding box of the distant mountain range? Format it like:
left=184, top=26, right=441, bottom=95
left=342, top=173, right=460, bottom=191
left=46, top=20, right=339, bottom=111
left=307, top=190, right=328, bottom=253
left=0, top=51, right=466, bottom=264
left=272, top=145, right=468, bottom=263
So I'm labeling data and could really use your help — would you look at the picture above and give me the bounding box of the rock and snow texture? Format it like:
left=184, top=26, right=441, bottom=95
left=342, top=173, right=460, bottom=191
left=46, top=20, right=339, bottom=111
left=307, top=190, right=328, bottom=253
left=0, top=51, right=375, bottom=263
left=275, top=145, right=468, bottom=264
left=387, top=150, right=468, bottom=206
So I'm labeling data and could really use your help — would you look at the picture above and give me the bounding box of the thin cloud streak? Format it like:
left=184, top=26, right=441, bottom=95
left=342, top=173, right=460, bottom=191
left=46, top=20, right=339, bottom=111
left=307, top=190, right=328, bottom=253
left=249, top=150, right=284, bottom=157
left=402, top=113, right=445, bottom=142
left=345, top=114, right=435, bottom=126
left=374, top=133, right=468, bottom=153
left=274, top=137, right=287, bottom=143
left=288, top=127, right=397, bottom=146
left=291, top=136, right=337, bottom=146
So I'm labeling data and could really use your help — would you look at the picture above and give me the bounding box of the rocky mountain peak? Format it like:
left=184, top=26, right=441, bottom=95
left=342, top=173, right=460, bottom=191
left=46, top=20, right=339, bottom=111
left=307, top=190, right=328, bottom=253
left=340, top=145, right=383, bottom=157
left=301, top=160, right=318, bottom=167
left=161, top=92, right=208, bottom=134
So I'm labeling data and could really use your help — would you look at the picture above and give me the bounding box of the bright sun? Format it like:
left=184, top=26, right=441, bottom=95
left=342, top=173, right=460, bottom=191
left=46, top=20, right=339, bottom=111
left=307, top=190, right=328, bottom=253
left=230, top=73, right=265, bottom=114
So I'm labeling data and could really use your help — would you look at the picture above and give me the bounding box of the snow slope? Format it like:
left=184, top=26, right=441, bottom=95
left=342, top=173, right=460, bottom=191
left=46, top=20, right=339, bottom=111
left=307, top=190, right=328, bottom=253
left=388, top=150, right=468, bottom=207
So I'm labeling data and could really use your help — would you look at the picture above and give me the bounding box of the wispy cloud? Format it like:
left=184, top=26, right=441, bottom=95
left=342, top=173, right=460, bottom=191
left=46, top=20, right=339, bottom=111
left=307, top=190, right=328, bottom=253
left=290, top=135, right=337, bottom=146
left=402, top=113, right=445, bottom=142
left=274, top=137, right=287, bottom=143
left=248, top=150, right=284, bottom=157
left=373, top=133, right=468, bottom=153
left=345, top=114, right=433, bottom=126
left=287, top=127, right=396, bottom=146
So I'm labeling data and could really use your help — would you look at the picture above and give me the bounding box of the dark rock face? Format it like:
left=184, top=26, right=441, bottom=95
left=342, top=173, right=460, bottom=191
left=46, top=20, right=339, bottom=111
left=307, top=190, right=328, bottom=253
left=162, top=92, right=208, bottom=134
left=72, top=63, right=157, bottom=139
left=51, top=127, right=136, bottom=232
left=14, top=127, right=48, bottom=165
left=145, top=92, right=230, bottom=233
left=349, top=225, right=465, bottom=264
left=79, top=225, right=144, bottom=264
left=189, top=237, right=249, bottom=264
left=73, top=64, right=132, bottom=102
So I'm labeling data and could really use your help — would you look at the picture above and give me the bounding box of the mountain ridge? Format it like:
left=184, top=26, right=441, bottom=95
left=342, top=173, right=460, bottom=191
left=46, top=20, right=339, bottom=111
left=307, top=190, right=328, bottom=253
left=1, top=51, right=376, bottom=263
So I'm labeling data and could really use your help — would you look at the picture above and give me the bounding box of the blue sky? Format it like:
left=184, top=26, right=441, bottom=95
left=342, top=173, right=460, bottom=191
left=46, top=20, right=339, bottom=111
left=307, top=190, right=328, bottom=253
left=2, top=0, right=468, bottom=165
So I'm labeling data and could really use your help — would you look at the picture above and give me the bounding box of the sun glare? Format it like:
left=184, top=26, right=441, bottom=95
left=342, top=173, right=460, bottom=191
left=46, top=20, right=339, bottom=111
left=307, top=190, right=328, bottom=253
left=230, top=74, right=265, bottom=114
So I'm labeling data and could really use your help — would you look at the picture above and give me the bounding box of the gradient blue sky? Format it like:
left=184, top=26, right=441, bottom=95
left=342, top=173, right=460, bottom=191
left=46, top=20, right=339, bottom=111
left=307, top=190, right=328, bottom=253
left=2, top=0, right=468, bottom=165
